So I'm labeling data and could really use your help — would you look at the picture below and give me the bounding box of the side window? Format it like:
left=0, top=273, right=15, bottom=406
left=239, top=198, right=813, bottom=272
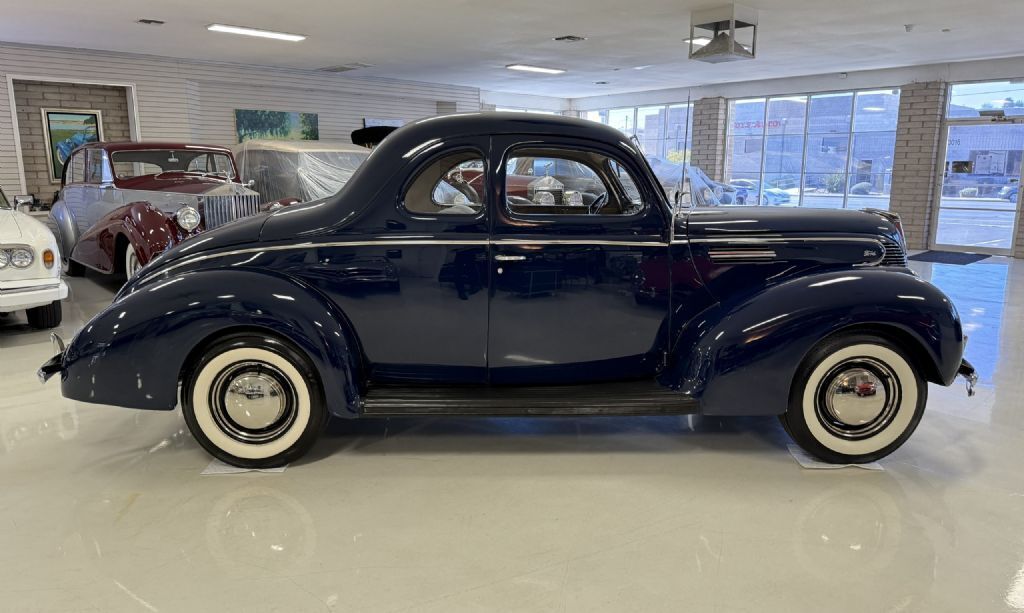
left=504, top=148, right=644, bottom=216
left=66, top=151, right=86, bottom=184
left=85, top=149, right=106, bottom=183
left=404, top=151, right=485, bottom=215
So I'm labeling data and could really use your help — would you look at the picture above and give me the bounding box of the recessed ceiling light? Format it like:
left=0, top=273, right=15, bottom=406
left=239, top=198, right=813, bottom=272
left=207, top=23, right=306, bottom=42
left=682, top=36, right=712, bottom=48
left=506, top=64, right=566, bottom=75
left=137, top=19, right=165, bottom=26
left=633, top=65, right=654, bottom=70
left=553, top=35, right=587, bottom=42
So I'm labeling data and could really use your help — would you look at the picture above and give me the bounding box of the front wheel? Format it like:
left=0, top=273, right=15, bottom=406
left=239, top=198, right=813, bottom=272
left=124, top=243, right=142, bottom=280
left=182, top=334, right=327, bottom=468
left=781, top=334, right=926, bottom=464
left=26, top=300, right=62, bottom=329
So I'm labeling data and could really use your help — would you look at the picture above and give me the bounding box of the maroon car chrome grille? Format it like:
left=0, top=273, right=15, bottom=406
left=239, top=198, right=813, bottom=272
left=201, top=194, right=262, bottom=229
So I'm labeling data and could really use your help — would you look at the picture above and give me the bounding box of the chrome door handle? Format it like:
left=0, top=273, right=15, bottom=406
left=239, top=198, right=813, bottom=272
left=494, top=254, right=526, bottom=261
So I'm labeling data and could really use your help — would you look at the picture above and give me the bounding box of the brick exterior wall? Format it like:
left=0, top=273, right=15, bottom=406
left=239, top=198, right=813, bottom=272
left=13, top=80, right=131, bottom=204
left=889, top=82, right=947, bottom=251
left=691, top=97, right=728, bottom=182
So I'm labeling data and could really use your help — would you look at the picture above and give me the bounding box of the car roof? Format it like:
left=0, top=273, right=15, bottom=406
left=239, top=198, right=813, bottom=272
left=385, top=112, right=628, bottom=144
left=78, top=142, right=234, bottom=154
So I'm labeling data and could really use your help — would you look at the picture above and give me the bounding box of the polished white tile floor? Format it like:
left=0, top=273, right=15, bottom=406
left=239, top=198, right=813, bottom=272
left=2, top=260, right=1023, bottom=612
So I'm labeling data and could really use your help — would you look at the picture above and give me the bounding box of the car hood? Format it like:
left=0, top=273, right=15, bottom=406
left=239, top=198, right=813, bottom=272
left=0, top=208, right=57, bottom=245
left=141, top=211, right=270, bottom=273
left=116, top=175, right=256, bottom=195
left=0, top=208, right=23, bottom=240
left=679, top=206, right=901, bottom=242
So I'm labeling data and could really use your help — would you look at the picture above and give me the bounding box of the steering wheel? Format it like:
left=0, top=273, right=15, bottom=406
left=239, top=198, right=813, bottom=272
left=588, top=191, right=608, bottom=214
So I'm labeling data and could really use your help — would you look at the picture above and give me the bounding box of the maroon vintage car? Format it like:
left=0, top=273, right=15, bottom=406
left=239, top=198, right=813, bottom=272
left=49, top=142, right=269, bottom=279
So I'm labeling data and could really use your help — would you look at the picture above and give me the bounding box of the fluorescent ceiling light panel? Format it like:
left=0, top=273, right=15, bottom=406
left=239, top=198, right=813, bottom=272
left=207, top=24, right=306, bottom=42
left=506, top=64, right=566, bottom=75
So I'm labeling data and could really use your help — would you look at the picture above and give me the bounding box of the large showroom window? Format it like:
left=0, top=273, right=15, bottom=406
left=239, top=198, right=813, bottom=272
left=726, top=89, right=901, bottom=208
left=933, top=81, right=1024, bottom=254
left=495, top=107, right=559, bottom=114
left=583, top=104, right=694, bottom=162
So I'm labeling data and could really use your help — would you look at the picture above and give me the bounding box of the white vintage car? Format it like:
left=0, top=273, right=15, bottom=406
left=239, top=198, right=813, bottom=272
left=0, top=189, right=67, bottom=328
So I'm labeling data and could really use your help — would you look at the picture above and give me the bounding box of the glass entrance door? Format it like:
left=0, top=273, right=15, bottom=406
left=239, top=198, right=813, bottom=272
left=933, top=122, right=1023, bottom=254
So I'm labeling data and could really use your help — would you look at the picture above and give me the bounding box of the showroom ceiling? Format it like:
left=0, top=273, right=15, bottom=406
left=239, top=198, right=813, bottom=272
left=2, top=0, right=1023, bottom=97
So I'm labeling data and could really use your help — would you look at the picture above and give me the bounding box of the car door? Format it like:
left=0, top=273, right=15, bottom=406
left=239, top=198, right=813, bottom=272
left=60, top=149, right=89, bottom=234
left=319, top=144, right=491, bottom=384
left=487, top=136, right=673, bottom=385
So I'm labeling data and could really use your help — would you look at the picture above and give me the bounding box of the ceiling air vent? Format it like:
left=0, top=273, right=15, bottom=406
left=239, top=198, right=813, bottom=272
left=317, top=62, right=374, bottom=73
left=553, top=35, right=587, bottom=42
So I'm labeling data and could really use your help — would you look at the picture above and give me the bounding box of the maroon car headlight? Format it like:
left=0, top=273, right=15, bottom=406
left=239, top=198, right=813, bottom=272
left=175, top=206, right=201, bottom=232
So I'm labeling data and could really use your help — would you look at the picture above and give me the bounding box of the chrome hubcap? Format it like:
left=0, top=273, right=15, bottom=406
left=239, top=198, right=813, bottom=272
left=209, top=361, right=297, bottom=443
left=816, top=358, right=900, bottom=439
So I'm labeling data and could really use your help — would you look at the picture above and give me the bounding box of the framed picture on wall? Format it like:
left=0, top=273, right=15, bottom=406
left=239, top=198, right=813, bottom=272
left=41, top=109, right=104, bottom=183
left=235, top=109, right=319, bottom=143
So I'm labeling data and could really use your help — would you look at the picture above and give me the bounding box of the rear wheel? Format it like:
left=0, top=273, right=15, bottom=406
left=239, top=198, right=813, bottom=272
left=781, top=333, right=926, bottom=464
left=62, top=257, right=84, bottom=277
left=26, top=301, right=62, bottom=329
left=182, top=334, right=327, bottom=468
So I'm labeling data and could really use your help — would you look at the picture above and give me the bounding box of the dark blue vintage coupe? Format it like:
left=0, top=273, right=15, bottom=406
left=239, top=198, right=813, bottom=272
left=40, top=113, right=977, bottom=468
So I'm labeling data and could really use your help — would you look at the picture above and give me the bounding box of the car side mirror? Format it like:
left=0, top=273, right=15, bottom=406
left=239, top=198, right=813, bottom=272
left=13, top=195, right=33, bottom=211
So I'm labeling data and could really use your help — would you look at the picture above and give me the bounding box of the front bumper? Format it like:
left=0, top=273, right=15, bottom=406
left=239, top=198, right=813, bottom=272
left=958, top=358, right=978, bottom=397
left=38, top=333, right=66, bottom=383
left=0, top=278, right=68, bottom=311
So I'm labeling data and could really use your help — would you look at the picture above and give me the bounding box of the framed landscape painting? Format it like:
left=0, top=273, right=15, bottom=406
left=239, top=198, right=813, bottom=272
left=42, top=109, right=103, bottom=182
left=235, top=109, right=319, bottom=143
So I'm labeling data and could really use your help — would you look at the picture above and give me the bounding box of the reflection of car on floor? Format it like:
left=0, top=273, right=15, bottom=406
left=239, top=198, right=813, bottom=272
left=728, top=179, right=792, bottom=205
left=0, top=188, right=67, bottom=328
left=42, top=112, right=977, bottom=469
left=50, top=142, right=269, bottom=281
left=234, top=140, right=371, bottom=204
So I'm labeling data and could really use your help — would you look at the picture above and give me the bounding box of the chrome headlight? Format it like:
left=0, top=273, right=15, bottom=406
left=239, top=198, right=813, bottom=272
left=175, top=205, right=201, bottom=232
left=10, top=248, right=33, bottom=268
left=0, top=250, right=8, bottom=269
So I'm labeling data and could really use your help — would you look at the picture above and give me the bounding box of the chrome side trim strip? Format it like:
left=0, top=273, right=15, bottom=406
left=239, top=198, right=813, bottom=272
left=709, top=251, right=777, bottom=260
left=494, top=239, right=667, bottom=247
left=147, top=234, right=885, bottom=280
left=690, top=236, right=885, bottom=244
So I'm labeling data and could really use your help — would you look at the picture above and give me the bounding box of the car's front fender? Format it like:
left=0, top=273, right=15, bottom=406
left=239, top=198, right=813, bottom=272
left=59, top=268, right=361, bottom=417
left=72, top=201, right=194, bottom=272
left=661, top=269, right=965, bottom=416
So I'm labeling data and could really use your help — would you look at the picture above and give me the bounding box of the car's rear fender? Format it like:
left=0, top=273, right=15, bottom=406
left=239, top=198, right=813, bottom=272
left=59, top=268, right=362, bottom=417
left=660, top=269, right=965, bottom=416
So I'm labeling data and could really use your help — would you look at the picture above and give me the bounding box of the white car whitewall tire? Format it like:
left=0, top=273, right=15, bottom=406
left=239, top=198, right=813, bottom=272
left=124, top=244, right=141, bottom=279
left=182, top=334, right=327, bottom=468
left=783, top=333, right=927, bottom=464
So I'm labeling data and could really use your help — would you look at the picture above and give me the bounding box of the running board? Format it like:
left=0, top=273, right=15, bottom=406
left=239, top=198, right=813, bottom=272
left=361, top=381, right=699, bottom=416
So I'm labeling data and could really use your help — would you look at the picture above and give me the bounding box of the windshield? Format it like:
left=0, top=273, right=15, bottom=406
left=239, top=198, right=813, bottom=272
left=111, top=150, right=236, bottom=180
left=0, top=189, right=9, bottom=210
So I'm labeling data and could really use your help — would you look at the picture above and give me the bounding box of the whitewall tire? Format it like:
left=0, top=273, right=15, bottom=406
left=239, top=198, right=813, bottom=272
left=182, top=334, right=327, bottom=468
left=782, top=334, right=926, bottom=464
left=124, top=244, right=141, bottom=280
